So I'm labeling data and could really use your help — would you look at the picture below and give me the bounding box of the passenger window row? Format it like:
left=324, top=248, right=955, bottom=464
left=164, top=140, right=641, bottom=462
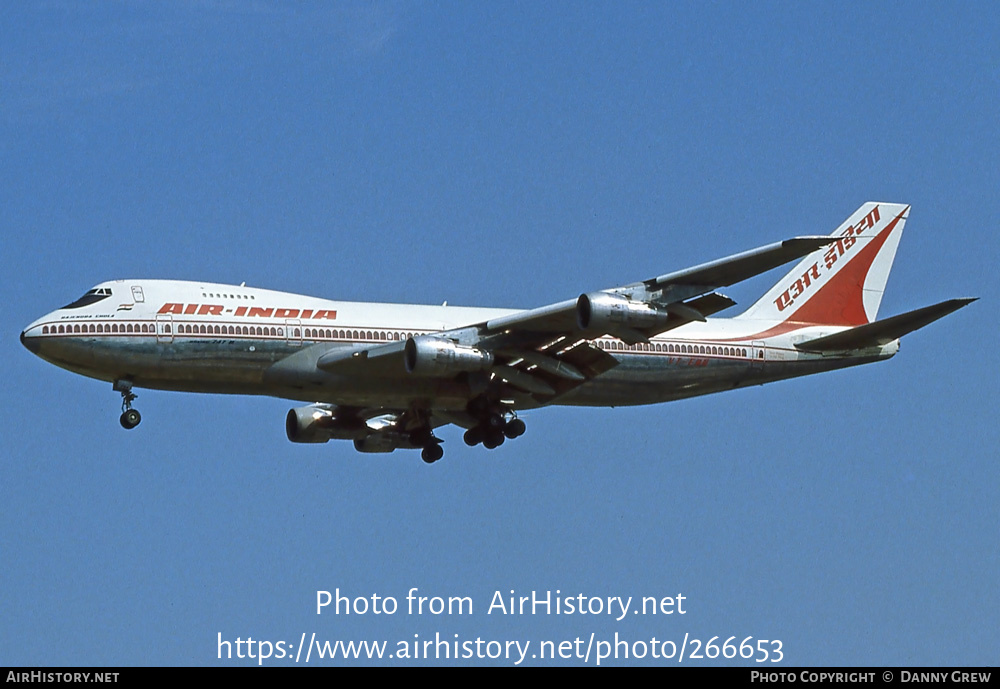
left=40, top=324, right=749, bottom=358
left=42, top=323, right=152, bottom=335
left=597, top=339, right=749, bottom=357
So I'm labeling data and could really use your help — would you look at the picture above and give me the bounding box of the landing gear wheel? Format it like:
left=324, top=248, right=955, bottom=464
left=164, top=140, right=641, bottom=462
left=483, top=431, right=505, bottom=449
left=421, top=444, right=444, bottom=464
left=504, top=418, right=526, bottom=439
left=120, top=409, right=141, bottom=429
left=115, top=381, right=140, bottom=430
left=463, top=427, right=483, bottom=447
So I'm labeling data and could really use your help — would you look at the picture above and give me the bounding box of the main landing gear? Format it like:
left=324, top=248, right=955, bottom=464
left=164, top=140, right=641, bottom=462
left=414, top=411, right=526, bottom=464
left=114, top=380, right=141, bottom=430
left=463, top=413, right=526, bottom=450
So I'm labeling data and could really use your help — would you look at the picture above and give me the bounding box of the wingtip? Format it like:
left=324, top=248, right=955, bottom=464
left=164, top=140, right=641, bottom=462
left=933, top=297, right=978, bottom=320
left=929, top=297, right=977, bottom=317
left=781, top=235, right=837, bottom=249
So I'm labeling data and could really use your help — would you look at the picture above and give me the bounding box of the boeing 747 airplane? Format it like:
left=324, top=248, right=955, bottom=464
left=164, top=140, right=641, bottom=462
left=20, top=203, right=973, bottom=463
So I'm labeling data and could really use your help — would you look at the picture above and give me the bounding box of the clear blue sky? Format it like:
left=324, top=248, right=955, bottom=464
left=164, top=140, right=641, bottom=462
left=2, top=1, right=996, bottom=666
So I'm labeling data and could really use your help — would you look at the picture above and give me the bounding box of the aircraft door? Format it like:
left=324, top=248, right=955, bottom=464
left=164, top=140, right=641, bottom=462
left=285, top=319, right=302, bottom=347
left=156, top=314, right=173, bottom=343
left=752, top=340, right=765, bottom=369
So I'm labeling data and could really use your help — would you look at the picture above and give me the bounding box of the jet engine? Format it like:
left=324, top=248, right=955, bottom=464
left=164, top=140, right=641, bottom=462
left=404, top=336, right=494, bottom=376
left=285, top=404, right=363, bottom=443
left=576, top=292, right=673, bottom=333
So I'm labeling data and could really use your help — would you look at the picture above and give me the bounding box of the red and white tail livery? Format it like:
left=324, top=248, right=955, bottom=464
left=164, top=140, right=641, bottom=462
left=739, top=202, right=907, bottom=326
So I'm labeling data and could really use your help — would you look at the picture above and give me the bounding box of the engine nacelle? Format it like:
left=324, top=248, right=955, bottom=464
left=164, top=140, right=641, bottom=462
left=576, top=292, right=673, bottom=333
left=285, top=404, right=363, bottom=443
left=353, top=432, right=419, bottom=453
left=404, top=336, right=494, bottom=376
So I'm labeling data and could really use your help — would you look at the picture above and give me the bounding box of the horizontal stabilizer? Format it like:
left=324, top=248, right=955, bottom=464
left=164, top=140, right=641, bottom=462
left=795, top=298, right=976, bottom=352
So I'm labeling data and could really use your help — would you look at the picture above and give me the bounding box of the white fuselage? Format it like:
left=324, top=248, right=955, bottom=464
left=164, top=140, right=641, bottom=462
left=21, top=279, right=897, bottom=412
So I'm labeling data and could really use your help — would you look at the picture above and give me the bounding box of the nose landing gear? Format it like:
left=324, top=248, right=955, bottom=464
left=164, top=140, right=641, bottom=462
left=114, top=380, right=141, bottom=430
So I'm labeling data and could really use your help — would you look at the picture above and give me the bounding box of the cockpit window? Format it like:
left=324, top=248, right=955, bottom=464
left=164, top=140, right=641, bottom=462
left=62, top=287, right=112, bottom=309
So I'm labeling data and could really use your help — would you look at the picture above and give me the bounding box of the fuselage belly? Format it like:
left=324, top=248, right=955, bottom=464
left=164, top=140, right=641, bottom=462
left=24, top=322, right=889, bottom=410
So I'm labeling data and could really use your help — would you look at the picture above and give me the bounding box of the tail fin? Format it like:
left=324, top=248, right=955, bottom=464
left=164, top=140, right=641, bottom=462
left=738, top=202, right=909, bottom=326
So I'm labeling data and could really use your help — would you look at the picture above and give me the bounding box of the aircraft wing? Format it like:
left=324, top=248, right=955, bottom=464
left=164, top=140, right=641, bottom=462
left=313, top=234, right=834, bottom=405
left=480, top=235, right=833, bottom=342
left=313, top=330, right=620, bottom=402
left=637, top=236, right=836, bottom=293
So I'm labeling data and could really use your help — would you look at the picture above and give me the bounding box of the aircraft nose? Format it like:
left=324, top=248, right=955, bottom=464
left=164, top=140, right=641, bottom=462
left=21, top=328, right=41, bottom=354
